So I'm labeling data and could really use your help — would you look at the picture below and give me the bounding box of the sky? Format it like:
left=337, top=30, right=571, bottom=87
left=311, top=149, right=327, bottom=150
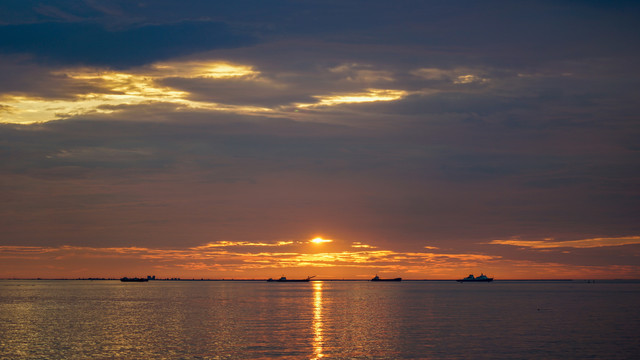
left=1, top=0, right=639, bottom=279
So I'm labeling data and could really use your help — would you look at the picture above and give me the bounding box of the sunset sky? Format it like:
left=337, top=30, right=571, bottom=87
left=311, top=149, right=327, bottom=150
left=1, top=1, right=639, bottom=279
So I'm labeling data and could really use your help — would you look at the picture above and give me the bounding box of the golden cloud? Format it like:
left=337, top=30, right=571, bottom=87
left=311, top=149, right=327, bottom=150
left=296, top=88, right=407, bottom=108
left=351, top=242, right=377, bottom=249
left=0, top=60, right=411, bottom=124
left=0, top=60, right=270, bottom=124
left=150, top=61, right=258, bottom=79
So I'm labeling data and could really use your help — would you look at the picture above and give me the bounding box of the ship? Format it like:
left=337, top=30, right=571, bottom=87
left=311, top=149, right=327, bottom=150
left=371, top=275, right=402, bottom=281
left=267, top=275, right=315, bottom=282
left=456, top=273, right=493, bottom=282
left=120, top=277, right=149, bottom=282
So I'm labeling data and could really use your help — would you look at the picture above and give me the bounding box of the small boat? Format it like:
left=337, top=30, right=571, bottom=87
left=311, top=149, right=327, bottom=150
left=120, top=277, right=149, bottom=282
left=267, top=275, right=315, bottom=282
left=456, top=273, right=493, bottom=282
left=371, top=275, right=402, bottom=281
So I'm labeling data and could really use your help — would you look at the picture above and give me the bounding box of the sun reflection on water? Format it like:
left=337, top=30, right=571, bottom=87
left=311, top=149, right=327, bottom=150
left=312, top=281, right=324, bottom=359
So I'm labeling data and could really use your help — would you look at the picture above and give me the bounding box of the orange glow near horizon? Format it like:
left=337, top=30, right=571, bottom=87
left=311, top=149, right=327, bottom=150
left=1, top=238, right=640, bottom=280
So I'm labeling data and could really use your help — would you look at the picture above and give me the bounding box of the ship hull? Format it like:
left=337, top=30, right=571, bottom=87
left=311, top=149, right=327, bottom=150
left=456, top=278, right=493, bottom=282
left=371, top=278, right=402, bottom=281
left=267, top=279, right=310, bottom=282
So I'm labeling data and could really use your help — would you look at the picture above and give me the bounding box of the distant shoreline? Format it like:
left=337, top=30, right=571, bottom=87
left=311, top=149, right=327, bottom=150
left=2, top=278, right=639, bottom=282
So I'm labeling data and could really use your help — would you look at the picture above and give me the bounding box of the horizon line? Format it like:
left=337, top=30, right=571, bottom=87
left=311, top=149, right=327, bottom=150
left=2, top=277, right=639, bottom=282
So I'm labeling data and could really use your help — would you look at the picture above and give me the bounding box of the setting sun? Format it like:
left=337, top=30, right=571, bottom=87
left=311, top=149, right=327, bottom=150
left=310, top=237, right=333, bottom=244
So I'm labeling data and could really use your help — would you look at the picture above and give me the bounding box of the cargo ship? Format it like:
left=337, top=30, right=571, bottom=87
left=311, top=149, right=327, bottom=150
left=371, top=275, right=402, bottom=281
left=456, top=273, right=493, bottom=282
left=267, top=276, right=315, bottom=282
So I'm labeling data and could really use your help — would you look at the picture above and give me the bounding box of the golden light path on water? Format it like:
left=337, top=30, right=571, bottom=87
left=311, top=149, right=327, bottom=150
left=312, top=281, right=324, bottom=359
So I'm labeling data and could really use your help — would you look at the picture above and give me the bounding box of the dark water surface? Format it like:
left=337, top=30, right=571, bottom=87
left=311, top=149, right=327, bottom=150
left=1, top=280, right=639, bottom=359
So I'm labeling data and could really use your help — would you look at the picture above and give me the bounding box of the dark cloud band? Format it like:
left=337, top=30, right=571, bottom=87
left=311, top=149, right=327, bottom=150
left=0, top=21, right=256, bottom=67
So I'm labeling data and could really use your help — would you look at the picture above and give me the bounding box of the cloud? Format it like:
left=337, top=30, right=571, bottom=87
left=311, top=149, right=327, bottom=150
left=0, top=242, right=500, bottom=271
left=4, top=240, right=640, bottom=279
left=0, top=104, right=14, bottom=113
left=296, top=89, right=408, bottom=108
left=352, top=242, right=376, bottom=249
left=193, top=241, right=295, bottom=248
left=329, top=63, right=395, bottom=82
left=454, top=74, right=487, bottom=85
left=490, top=236, right=640, bottom=249
left=46, top=147, right=153, bottom=163
left=411, top=68, right=489, bottom=85
left=9, top=240, right=639, bottom=279
left=0, top=59, right=415, bottom=124
left=0, top=61, right=274, bottom=124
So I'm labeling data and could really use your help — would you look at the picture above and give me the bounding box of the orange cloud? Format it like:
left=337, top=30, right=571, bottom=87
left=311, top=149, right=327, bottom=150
left=3, top=240, right=638, bottom=279
left=490, top=235, right=640, bottom=249
left=351, top=242, right=377, bottom=248
left=0, top=243, right=499, bottom=275
left=193, top=241, right=294, bottom=248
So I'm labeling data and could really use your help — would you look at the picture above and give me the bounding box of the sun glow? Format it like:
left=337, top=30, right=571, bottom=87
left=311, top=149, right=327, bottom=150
left=310, top=237, right=333, bottom=244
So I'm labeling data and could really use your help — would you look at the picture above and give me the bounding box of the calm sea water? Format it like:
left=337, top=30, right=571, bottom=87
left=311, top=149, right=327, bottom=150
left=1, top=280, right=639, bottom=359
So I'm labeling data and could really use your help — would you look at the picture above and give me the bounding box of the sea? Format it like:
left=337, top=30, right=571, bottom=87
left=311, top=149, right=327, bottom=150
left=1, top=280, right=639, bottom=359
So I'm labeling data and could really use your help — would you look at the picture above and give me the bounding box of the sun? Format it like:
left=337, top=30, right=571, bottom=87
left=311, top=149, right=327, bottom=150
left=310, top=237, right=333, bottom=244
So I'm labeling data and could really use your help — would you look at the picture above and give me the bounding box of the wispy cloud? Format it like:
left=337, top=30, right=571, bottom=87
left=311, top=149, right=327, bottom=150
left=351, top=242, right=376, bottom=249
left=296, top=89, right=407, bottom=108
left=490, top=236, right=640, bottom=249
left=411, top=68, right=489, bottom=85
left=193, top=241, right=295, bottom=248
